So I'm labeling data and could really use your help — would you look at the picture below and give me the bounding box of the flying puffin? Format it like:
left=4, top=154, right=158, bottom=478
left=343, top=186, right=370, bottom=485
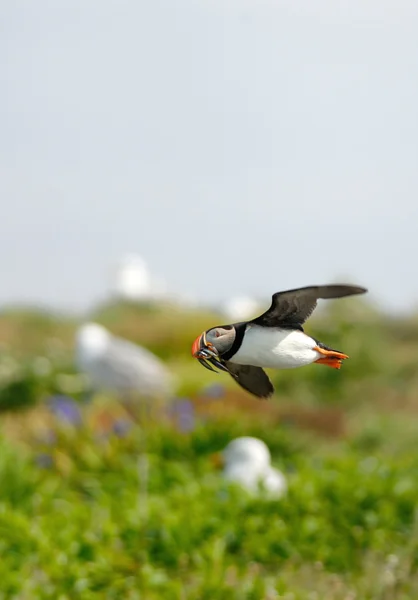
left=191, top=284, right=367, bottom=399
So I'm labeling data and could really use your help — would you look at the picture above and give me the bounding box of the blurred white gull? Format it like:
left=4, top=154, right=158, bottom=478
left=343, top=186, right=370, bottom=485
left=75, top=323, right=174, bottom=399
left=221, top=296, right=261, bottom=321
left=112, top=254, right=167, bottom=302
left=221, top=437, right=287, bottom=498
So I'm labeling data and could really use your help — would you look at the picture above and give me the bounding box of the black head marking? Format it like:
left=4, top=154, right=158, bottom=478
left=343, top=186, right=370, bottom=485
left=218, top=322, right=247, bottom=361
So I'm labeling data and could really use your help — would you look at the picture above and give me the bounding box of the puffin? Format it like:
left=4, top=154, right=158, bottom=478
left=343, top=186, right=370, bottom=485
left=191, top=284, right=367, bottom=399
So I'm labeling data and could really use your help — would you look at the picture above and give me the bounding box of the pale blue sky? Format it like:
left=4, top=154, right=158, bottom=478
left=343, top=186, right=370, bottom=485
left=1, top=0, right=418, bottom=313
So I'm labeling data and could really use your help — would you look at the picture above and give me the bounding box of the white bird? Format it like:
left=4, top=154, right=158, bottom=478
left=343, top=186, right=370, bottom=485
left=112, top=254, right=166, bottom=302
left=75, top=322, right=174, bottom=399
left=220, top=436, right=287, bottom=498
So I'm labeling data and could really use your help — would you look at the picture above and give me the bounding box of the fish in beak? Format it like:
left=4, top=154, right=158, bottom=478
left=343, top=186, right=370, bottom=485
left=191, top=332, right=230, bottom=373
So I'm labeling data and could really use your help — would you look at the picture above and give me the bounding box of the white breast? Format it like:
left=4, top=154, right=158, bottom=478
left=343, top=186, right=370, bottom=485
left=230, top=325, right=321, bottom=369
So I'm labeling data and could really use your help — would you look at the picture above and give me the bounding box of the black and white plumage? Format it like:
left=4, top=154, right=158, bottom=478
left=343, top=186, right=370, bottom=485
left=192, top=284, right=367, bottom=399
left=75, top=323, right=174, bottom=398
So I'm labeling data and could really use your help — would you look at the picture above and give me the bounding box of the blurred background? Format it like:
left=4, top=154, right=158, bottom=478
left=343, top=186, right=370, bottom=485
left=2, top=1, right=418, bottom=598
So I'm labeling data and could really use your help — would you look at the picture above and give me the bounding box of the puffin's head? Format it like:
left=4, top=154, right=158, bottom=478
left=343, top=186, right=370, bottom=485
left=191, top=325, right=236, bottom=373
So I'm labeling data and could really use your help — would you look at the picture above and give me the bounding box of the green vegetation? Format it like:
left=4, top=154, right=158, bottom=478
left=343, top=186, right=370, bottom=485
left=0, top=296, right=418, bottom=598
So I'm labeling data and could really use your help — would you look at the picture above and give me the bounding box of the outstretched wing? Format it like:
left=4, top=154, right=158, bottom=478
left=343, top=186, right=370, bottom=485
left=251, top=284, right=367, bottom=329
left=224, top=362, right=274, bottom=399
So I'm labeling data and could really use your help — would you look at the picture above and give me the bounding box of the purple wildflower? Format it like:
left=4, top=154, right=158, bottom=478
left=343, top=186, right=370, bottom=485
left=201, top=383, right=226, bottom=399
left=113, top=418, right=132, bottom=437
left=47, top=395, right=82, bottom=426
left=35, top=453, right=54, bottom=469
left=173, top=398, right=195, bottom=433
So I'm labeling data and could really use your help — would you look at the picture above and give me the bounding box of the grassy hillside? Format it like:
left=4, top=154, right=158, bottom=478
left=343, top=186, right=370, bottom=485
left=0, top=296, right=418, bottom=598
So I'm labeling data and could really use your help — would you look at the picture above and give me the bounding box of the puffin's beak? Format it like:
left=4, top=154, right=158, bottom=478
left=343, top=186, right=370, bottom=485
left=191, top=332, right=205, bottom=358
left=191, top=332, right=229, bottom=373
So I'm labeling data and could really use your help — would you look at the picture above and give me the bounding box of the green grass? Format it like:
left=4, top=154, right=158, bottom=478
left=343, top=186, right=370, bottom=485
left=0, top=297, right=418, bottom=597
left=1, top=408, right=418, bottom=599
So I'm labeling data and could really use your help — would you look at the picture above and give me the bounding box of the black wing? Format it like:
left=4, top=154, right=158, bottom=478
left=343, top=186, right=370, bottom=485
left=224, top=362, right=274, bottom=399
left=251, top=284, right=367, bottom=329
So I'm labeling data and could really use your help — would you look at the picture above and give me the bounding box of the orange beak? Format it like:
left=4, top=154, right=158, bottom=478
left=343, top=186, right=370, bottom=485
left=192, top=332, right=205, bottom=357
left=191, top=331, right=229, bottom=373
